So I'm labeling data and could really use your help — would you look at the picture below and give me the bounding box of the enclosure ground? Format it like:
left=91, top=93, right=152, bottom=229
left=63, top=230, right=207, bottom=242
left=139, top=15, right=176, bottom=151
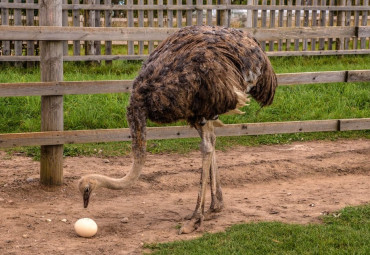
left=0, top=139, right=369, bottom=255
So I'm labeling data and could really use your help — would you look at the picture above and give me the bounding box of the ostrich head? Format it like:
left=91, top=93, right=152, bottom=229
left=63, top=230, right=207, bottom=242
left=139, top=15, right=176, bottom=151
left=78, top=176, right=99, bottom=208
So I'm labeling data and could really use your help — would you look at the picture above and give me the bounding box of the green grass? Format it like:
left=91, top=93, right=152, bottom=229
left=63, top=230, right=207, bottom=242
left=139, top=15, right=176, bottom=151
left=145, top=205, right=370, bottom=255
left=0, top=55, right=369, bottom=158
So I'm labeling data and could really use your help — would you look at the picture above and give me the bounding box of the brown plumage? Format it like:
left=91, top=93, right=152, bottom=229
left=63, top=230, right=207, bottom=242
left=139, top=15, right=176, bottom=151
left=78, top=25, right=277, bottom=234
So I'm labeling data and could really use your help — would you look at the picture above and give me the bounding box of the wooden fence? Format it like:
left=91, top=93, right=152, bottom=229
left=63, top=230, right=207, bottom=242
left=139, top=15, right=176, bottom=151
left=0, top=0, right=369, bottom=64
left=0, top=0, right=369, bottom=186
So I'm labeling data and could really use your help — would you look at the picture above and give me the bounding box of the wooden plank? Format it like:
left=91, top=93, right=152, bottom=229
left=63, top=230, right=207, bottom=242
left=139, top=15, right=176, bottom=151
left=104, top=0, right=112, bottom=65
left=294, top=0, right=301, bottom=51
left=73, top=0, right=81, bottom=57
left=277, top=71, right=347, bottom=85
left=94, top=0, right=102, bottom=57
left=138, top=0, right=144, bottom=55
left=177, top=0, right=182, bottom=28
left=62, top=0, right=69, bottom=56
left=246, top=0, right=253, bottom=28
left=336, top=0, right=345, bottom=50
left=0, top=26, right=357, bottom=42
left=311, top=0, right=318, bottom=51
left=167, top=0, right=174, bottom=27
left=0, top=119, right=352, bottom=148
left=186, top=0, right=192, bottom=26
left=206, top=0, right=212, bottom=26
left=14, top=0, right=23, bottom=68
left=1, top=0, right=10, bottom=57
left=357, top=26, right=370, bottom=38
left=347, top=70, right=370, bottom=82
left=0, top=80, right=133, bottom=97
left=1, top=49, right=369, bottom=62
left=260, top=0, right=267, bottom=50
left=302, top=0, right=310, bottom=51
left=286, top=0, right=293, bottom=51
left=252, top=0, right=258, bottom=29
left=196, top=0, right=202, bottom=25
left=268, top=0, right=276, bottom=52
left=339, top=118, right=370, bottom=131
left=360, top=0, right=368, bottom=49
left=1, top=70, right=369, bottom=97
left=39, top=0, right=64, bottom=185
left=26, top=0, right=35, bottom=68
left=148, top=0, right=154, bottom=53
left=84, top=0, right=96, bottom=61
left=353, top=0, right=360, bottom=49
left=327, top=0, right=334, bottom=50
left=318, top=0, right=326, bottom=50
left=127, top=0, right=134, bottom=55
left=158, top=0, right=164, bottom=27
left=1, top=2, right=370, bottom=11
left=344, top=0, right=351, bottom=50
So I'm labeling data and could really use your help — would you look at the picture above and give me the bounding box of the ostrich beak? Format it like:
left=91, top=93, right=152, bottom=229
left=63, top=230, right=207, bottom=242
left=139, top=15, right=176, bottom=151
left=83, top=187, right=91, bottom=208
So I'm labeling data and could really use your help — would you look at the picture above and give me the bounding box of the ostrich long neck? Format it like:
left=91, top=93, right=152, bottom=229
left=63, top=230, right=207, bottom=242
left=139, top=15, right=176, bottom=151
left=91, top=104, right=147, bottom=190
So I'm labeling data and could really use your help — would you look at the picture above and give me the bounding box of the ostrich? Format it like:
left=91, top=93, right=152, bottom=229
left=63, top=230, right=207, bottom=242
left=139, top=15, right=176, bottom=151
left=78, top=25, right=277, bottom=234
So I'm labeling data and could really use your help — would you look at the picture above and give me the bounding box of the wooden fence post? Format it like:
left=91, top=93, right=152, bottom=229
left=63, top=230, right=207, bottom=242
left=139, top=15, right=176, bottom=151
left=14, top=0, right=23, bottom=67
left=1, top=0, right=10, bottom=60
left=26, top=0, right=35, bottom=68
left=39, top=0, right=64, bottom=185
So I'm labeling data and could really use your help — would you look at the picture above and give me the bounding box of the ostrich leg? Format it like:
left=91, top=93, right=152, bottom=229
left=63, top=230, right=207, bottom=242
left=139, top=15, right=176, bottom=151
left=208, top=146, right=223, bottom=214
left=179, top=121, right=215, bottom=234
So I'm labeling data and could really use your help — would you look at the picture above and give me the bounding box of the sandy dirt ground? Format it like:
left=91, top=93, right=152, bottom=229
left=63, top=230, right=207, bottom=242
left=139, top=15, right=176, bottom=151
left=0, top=139, right=369, bottom=254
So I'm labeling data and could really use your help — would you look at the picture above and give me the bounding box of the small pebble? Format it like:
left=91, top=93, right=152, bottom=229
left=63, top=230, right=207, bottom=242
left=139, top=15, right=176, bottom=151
left=121, top=217, right=129, bottom=223
left=61, top=219, right=67, bottom=223
left=46, top=219, right=52, bottom=222
left=8, top=200, right=14, bottom=205
left=26, top=178, right=34, bottom=183
left=0, top=197, right=5, bottom=202
left=103, top=159, right=110, bottom=163
left=22, top=234, right=29, bottom=239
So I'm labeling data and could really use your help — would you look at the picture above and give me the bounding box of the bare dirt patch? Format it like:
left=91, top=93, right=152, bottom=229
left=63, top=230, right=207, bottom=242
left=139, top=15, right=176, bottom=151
left=0, top=139, right=369, bottom=254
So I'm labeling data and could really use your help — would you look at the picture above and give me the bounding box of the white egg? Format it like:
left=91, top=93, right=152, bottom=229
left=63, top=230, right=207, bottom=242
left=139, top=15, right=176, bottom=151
left=74, top=218, right=98, bottom=238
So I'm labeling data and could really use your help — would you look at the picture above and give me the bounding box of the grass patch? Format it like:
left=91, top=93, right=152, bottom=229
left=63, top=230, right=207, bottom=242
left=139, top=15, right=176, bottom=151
left=145, top=205, right=370, bottom=255
left=0, top=55, right=369, bottom=157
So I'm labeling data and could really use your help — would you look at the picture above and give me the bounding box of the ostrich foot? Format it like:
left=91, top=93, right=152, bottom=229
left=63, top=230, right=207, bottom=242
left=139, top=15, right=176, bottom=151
left=179, top=214, right=204, bottom=234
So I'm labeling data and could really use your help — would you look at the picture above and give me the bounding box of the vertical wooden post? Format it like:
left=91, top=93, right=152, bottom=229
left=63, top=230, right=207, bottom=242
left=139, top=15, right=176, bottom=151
left=286, top=0, right=292, bottom=51
left=158, top=0, right=164, bottom=27
left=167, top=0, right=173, bottom=28
left=261, top=0, right=267, bottom=51
left=246, top=0, right=253, bottom=28
left=269, top=0, right=276, bottom=52
left=302, top=0, right=310, bottom=51
left=127, top=0, right=134, bottom=55
left=327, top=0, right=334, bottom=50
left=206, top=0, right=212, bottom=26
left=186, top=0, right=192, bottom=26
left=26, top=0, right=35, bottom=68
left=148, top=0, right=154, bottom=53
left=62, top=0, right=69, bottom=56
left=1, top=0, right=10, bottom=58
left=84, top=0, right=96, bottom=62
left=196, top=0, right=202, bottom=25
left=311, top=0, right=317, bottom=51
left=39, top=0, right=64, bottom=186
left=177, top=0, right=183, bottom=28
left=138, top=0, right=144, bottom=55
left=336, top=0, right=345, bottom=50
left=95, top=0, right=101, bottom=58
left=73, top=0, right=81, bottom=57
left=278, top=0, right=284, bottom=51
left=318, top=0, right=327, bottom=51
left=14, top=0, right=23, bottom=67
left=104, top=0, right=112, bottom=65
left=360, top=0, right=368, bottom=49
left=294, top=0, right=301, bottom=51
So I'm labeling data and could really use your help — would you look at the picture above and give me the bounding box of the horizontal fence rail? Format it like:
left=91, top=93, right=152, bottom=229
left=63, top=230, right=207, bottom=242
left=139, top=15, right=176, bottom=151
left=1, top=50, right=370, bottom=62
left=1, top=3, right=370, bottom=11
left=1, top=26, right=368, bottom=41
left=1, top=119, right=369, bottom=148
left=0, top=70, right=369, bottom=97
